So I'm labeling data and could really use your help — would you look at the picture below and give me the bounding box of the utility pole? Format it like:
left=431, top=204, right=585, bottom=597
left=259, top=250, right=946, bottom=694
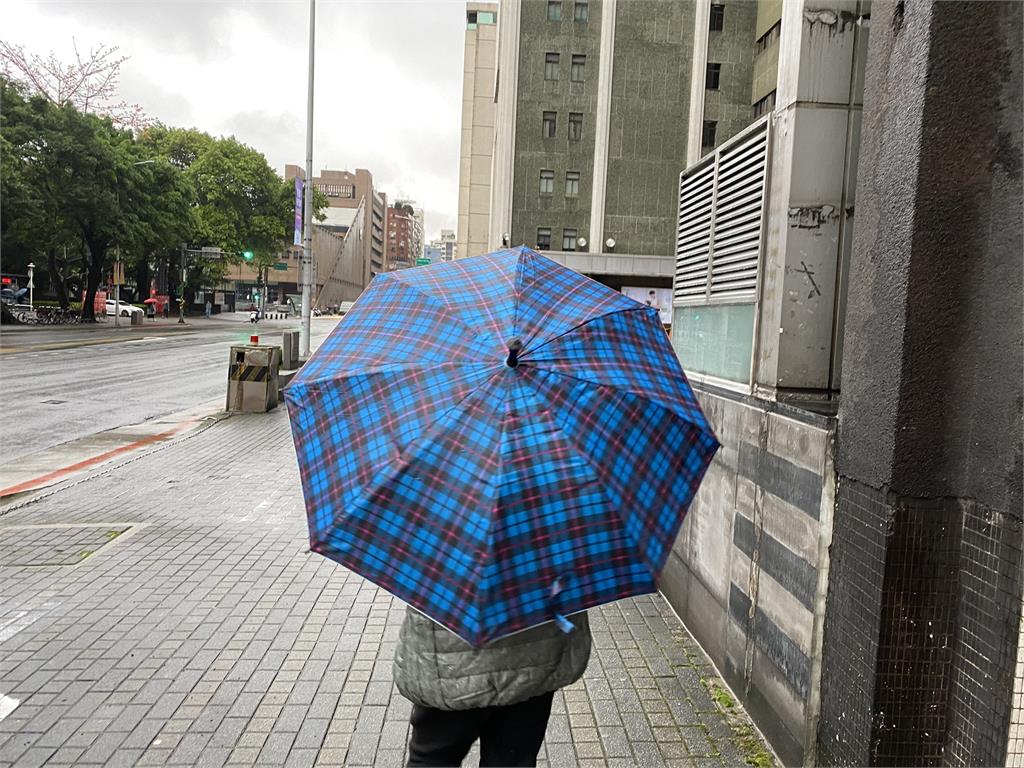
left=178, top=245, right=186, bottom=325
left=300, top=0, right=315, bottom=359
left=114, top=247, right=121, bottom=328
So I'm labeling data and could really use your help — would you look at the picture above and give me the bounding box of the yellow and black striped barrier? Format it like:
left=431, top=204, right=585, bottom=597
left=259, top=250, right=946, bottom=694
left=229, top=363, right=270, bottom=382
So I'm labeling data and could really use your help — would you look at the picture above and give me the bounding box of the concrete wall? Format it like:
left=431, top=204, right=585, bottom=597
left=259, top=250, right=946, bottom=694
left=661, top=387, right=835, bottom=766
left=819, top=1, right=1023, bottom=765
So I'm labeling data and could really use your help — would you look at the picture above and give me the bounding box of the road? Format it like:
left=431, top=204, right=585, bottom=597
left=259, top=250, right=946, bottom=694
left=0, top=317, right=338, bottom=465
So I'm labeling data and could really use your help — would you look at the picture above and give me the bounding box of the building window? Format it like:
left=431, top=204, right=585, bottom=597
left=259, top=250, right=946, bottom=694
left=562, top=228, right=578, bottom=251
left=702, top=120, right=717, bottom=148
left=540, top=170, right=554, bottom=194
left=478, top=10, right=496, bottom=24
left=570, top=54, right=586, bottom=82
left=753, top=90, right=777, bottom=118
left=545, top=52, right=560, bottom=81
left=706, top=63, right=721, bottom=90
left=537, top=228, right=552, bottom=250
left=755, top=21, right=781, bottom=54
left=565, top=171, right=580, bottom=197
left=709, top=4, right=725, bottom=31
left=568, top=112, right=583, bottom=141
left=574, top=1, right=589, bottom=22
left=466, top=10, right=477, bottom=29
left=542, top=111, right=557, bottom=138
left=547, top=1, right=561, bottom=21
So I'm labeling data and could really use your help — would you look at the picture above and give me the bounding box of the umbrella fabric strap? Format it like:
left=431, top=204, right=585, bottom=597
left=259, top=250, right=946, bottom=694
left=550, top=578, right=575, bottom=635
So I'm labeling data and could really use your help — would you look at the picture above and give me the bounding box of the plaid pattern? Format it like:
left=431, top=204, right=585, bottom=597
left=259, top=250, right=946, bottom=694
left=285, top=246, right=719, bottom=647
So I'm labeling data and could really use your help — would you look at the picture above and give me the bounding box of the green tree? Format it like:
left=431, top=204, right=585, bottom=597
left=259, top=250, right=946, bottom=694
left=140, top=125, right=327, bottom=289
left=1, top=78, right=194, bottom=319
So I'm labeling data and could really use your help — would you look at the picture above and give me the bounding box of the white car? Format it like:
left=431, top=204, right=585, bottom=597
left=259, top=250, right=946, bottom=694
left=105, top=300, right=144, bottom=318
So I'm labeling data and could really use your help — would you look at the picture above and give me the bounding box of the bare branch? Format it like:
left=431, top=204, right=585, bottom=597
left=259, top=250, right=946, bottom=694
left=0, top=37, right=146, bottom=130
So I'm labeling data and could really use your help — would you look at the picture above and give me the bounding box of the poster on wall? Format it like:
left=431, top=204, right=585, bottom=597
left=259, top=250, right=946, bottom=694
left=621, top=286, right=673, bottom=325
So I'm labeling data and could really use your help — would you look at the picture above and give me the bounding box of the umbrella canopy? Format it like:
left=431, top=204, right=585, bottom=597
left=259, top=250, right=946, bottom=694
left=285, top=246, right=719, bottom=646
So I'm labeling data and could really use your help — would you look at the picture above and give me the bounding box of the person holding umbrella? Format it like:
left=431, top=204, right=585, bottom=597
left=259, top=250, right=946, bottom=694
left=285, top=246, right=719, bottom=767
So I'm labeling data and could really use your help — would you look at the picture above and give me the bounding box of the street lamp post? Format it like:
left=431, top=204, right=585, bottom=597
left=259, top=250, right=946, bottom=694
left=178, top=245, right=187, bottom=325
left=300, top=0, right=316, bottom=360
left=26, top=262, right=35, bottom=311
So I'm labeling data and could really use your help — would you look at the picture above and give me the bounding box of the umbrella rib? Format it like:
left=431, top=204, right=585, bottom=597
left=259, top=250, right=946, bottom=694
left=326, top=364, right=507, bottom=555
left=518, top=379, right=660, bottom=582
left=522, top=360, right=708, bottom=430
left=385, top=272, right=506, bottom=354
left=289, top=361, right=495, bottom=389
left=521, top=306, right=652, bottom=358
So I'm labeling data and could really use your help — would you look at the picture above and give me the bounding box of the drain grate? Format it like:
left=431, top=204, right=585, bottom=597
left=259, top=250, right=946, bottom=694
left=0, top=526, right=131, bottom=566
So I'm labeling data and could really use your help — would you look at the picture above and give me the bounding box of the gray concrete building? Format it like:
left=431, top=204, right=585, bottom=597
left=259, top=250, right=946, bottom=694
left=488, top=0, right=703, bottom=291
left=666, top=0, right=1023, bottom=764
left=456, top=2, right=499, bottom=261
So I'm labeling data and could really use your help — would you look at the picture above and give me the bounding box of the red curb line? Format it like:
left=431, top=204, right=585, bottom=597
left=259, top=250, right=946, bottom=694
left=0, top=419, right=199, bottom=498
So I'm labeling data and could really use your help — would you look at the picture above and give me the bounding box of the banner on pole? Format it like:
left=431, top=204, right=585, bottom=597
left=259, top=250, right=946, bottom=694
left=294, top=177, right=303, bottom=246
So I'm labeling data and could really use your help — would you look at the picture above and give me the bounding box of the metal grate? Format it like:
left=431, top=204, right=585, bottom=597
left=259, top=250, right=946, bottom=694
left=1008, top=598, right=1024, bottom=766
left=674, top=117, right=769, bottom=306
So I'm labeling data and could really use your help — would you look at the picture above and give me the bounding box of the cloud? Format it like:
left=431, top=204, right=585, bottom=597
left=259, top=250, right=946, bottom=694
left=4, top=0, right=466, bottom=237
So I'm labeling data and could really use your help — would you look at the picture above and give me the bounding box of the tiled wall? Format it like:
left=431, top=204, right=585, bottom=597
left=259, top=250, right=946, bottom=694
left=660, top=386, right=835, bottom=766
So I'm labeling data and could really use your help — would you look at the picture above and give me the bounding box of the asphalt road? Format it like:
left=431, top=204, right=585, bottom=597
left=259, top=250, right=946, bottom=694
left=0, top=317, right=338, bottom=464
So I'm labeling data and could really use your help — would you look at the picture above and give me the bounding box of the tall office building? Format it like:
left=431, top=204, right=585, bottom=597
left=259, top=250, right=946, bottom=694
left=486, top=0, right=706, bottom=288
left=456, top=2, right=499, bottom=261
left=284, top=166, right=387, bottom=286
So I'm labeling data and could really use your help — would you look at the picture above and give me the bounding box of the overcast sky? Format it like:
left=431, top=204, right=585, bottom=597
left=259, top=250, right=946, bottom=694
left=4, top=0, right=467, bottom=240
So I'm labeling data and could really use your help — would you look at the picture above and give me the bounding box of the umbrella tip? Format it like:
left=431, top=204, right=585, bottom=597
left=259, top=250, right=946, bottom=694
left=505, top=338, right=523, bottom=368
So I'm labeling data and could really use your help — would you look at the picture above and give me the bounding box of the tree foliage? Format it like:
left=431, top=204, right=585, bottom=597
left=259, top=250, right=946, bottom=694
left=1, top=79, right=194, bottom=318
left=2, top=69, right=324, bottom=319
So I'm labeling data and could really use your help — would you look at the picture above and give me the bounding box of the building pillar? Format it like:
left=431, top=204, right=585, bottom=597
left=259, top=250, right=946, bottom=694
left=587, top=0, right=617, bottom=252
left=752, top=0, right=869, bottom=400
left=488, top=0, right=521, bottom=251
left=818, top=1, right=1023, bottom=764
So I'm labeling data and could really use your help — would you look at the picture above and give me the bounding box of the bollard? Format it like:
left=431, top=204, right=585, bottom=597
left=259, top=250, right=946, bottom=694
left=282, top=330, right=300, bottom=369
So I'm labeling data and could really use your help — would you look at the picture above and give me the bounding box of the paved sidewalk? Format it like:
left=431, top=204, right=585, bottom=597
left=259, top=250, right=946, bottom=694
left=0, top=409, right=774, bottom=768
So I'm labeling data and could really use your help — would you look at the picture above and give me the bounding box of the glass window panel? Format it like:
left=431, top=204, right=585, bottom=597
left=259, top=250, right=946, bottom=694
left=671, top=303, right=755, bottom=383
left=548, top=1, right=562, bottom=21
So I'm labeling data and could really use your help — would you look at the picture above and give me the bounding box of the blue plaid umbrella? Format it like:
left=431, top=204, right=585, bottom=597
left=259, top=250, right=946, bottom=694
left=285, top=246, right=718, bottom=647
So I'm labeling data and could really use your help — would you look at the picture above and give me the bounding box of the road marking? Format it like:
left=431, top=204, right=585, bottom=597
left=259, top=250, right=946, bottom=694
left=127, top=336, right=167, bottom=344
left=0, top=694, right=19, bottom=721
left=0, top=420, right=199, bottom=499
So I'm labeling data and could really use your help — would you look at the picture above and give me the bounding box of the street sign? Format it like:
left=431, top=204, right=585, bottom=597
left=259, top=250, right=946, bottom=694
left=113, top=261, right=125, bottom=286
left=273, top=262, right=288, bottom=271
left=416, top=257, right=431, bottom=266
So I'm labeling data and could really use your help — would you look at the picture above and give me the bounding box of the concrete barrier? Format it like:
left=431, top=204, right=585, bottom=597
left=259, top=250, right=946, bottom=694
left=225, top=344, right=281, bottom=413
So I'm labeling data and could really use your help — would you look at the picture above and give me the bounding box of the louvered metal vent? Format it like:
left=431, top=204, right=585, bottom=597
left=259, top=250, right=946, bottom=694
left=674, top=118, right=769, bottom=305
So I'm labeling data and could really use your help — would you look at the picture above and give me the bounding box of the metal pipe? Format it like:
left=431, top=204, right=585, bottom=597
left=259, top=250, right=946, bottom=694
left=300, top=0, right=315, bottom=359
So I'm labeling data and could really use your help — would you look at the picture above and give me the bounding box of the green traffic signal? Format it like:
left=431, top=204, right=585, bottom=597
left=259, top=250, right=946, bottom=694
left=243, top=250, right=254, bottom=261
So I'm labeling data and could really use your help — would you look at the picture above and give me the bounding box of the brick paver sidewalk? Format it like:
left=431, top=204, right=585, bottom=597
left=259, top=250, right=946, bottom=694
left=0, top=409, right=774, bottom=767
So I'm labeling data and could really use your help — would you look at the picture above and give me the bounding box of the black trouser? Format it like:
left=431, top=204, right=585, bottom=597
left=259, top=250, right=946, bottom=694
left=406, top=691, right=555, bottom=767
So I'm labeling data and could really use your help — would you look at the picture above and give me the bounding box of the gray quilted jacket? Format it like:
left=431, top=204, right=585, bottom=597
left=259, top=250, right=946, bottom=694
left=392, top=608, right=592, bottom=710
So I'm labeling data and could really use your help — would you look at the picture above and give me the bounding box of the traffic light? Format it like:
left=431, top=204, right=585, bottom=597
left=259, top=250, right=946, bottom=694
left=243, top=250, right=254, bottom=261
